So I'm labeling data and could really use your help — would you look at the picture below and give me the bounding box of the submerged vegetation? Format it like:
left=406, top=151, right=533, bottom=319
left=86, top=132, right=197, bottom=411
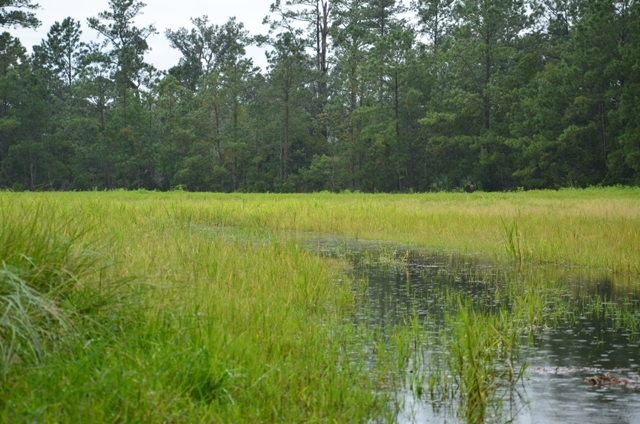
left=1, top=189, right=639, bottom=422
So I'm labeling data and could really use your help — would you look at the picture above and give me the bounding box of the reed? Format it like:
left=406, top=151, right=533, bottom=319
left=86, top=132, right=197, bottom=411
left=433, top=296, right=528, bottom=423
left=388, top=300, right=526, bottom=423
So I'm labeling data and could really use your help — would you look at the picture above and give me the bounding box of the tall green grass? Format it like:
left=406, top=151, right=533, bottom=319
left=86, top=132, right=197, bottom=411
left=1, top=189, right=638, bottom=423
left=436, top=298, right=527, bottom=423
left=0, top=201, right=99, bottom=371
left=0, top=194, right=398, bottom=422
left=84, top=187, right=639, bottom=273
left=6, top=188, right=635, bottom=272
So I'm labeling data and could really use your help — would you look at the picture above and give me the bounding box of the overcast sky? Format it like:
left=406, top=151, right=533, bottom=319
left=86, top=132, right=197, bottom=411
left=11, top=0, right=272, bottom=71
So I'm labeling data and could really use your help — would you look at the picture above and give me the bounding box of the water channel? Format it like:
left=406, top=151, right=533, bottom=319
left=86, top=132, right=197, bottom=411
left=305, top=237, right=640, bottom=424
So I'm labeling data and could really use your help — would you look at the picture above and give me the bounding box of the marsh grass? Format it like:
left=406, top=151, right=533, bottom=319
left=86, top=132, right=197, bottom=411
left=161, top=188, right=640, bottom=273
left=7, top=188, right=634, bottom=272
left=439, top=296, right=526, bottom=421
left=406, top=266, right=637, bottom=423
left=387, top=295, right=528, bottom=424
left=1, top=189, right=638, bottom=423
left=0, top=194, right=399, bottom=423
left=380, top=258, right=630, bottom=423
left=0, top=201, right=101, bottom=371
left=581, top=295, right=640, bottom=338
left=500, top=216, right=528, bottom=266
left=348, top=239, right=638, bottom=422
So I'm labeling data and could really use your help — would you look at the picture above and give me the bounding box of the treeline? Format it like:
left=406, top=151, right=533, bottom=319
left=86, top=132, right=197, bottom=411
left=1, top=0, right=639, bottom=192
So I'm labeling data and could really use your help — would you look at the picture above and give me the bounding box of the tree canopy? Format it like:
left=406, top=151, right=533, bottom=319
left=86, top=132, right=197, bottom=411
left=2, top=0, right=640, bottom=192
left=0, top=0, right=40, bottom=29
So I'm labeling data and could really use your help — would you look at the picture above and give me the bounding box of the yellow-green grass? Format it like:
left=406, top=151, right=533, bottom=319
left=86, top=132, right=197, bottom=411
left=181, top=188, right=635, bottom=272
left=25, top=187, right=635, bottom=272
left=0, top=195, right=394, bottom=423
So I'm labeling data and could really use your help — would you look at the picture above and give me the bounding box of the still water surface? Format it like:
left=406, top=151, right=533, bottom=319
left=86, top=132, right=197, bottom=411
left=305, top=237, right=640, bottom=424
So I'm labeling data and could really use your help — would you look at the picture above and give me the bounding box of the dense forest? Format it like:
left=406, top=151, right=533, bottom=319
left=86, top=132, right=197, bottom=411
left=0, top=0, right=639, bottom=192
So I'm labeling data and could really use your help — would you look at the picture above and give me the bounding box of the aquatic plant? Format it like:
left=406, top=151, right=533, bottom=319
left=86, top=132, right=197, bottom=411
left=500, top=216, right=528, bottom=266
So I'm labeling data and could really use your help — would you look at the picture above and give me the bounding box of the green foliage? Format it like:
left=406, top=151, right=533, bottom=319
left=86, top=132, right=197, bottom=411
left=0, top=0, right=39, bottom=29
left=1, top=0, right=640, bottom=191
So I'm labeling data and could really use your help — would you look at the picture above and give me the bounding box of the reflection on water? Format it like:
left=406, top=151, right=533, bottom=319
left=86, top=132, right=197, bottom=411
left=304, top=237, right=640, bottom=424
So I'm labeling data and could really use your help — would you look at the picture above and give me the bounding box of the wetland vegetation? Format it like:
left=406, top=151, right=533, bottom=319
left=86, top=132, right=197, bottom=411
left=1, top=188, right=639, bottom=423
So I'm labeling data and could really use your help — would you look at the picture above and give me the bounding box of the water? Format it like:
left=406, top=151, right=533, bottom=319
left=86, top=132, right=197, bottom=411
left=304, top=237, right=640, bottom=424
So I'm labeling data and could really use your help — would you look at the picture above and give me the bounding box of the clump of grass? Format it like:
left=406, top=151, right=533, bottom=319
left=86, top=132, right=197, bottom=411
left=0, top=200, right=97, bottom=371
left=0, top=265, right=72, bottom=369
left=500, top=216, right=529, bottom=266
left=360, top=246, right=410, bottom=271
left=444, top=299, right=527, bottom=423
left=581, top=295, right=640, bottom=337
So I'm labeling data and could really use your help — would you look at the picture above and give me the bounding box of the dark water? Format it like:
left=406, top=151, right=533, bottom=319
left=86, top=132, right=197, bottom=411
left=304, top=237, right=640, bottom=424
